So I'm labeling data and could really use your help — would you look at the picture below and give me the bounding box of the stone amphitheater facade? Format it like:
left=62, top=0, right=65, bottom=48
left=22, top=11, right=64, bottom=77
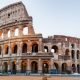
left=0, top=1, right=80, bottom=74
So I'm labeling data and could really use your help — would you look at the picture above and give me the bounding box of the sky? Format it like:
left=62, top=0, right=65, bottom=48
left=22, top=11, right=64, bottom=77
left=0, top=0, right=80, bottom=38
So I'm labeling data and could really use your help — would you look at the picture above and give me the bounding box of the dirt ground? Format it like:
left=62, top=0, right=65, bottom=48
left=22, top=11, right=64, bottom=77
left=0, top=76, right=79, bottom=80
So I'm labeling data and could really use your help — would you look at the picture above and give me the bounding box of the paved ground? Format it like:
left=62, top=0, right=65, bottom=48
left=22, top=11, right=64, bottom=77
left=0, top=76, right=79, bottom=80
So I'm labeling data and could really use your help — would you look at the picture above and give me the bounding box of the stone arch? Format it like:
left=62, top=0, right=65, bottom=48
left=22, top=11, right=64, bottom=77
left=32, top=42, right=38, bottom=53
left=31, top=61, right=38, bottom=73
left=44, top=46, right=48, bottom=52
left=5, top=45, right=9, bottom=54
left=72, top=64, right=76, bottom=73
left=71, top=44, right=75, bottom=48
left=42, top=62, right=49, bottom=73
left=3, top=62, right=8, bottom=73
left=11, top=61, right=16, bottom=74
left=77, top=64, right=80, bottom=73
left=21, top=60, right=27, bottom=73
left=71, top=50, right=75, bottom=59
left=54, top=63, right=59, bottom=71
left=0, top=46, right=1, bottom=55
left=8, top=30, right=10, bottom=38
left=0, top=31, right=3, bottom=39
left=23, top=27, right=28, bottom=35
left=77, top=50, right=80, bottom=59
left=22, top=43, right=27, bottom=53
left=12, top=44, right=18, bottom=54
left=65, top=49, right=69, bottom=55
left=62, top=63, right=67, bottom=73
left=14, top=28, right=19, bottom=36
left=51, top=45, right=58, bottom=53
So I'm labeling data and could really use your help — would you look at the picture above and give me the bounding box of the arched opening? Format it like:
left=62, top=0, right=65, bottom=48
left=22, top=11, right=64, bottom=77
left=71, top=50, right=75, bottom=59
left=21, top=61, right=27, bottom=73
left=12, top=61, right=16, bottom=74
left=3, top=62, right=8, bottom=73
left=54, top=63, right=59, bottom=71
left=22, top=43, right=27, bottom=53
left=77, top=50, right=79, bottom=59
left=0, top=46, right=1, bottom=55
left=65, top=49, right=69, bottom=56
left=0, top=31, right=3, bottom=39
left=72, top=64, right=76, bottom=73
left=32, top=43, right=38, bottom=53
left=23, top=27, right=28, bottom=35
left=8, top=30, right=10, bottom=38
left=44, top=46, right=48, bottom=52
left=31, top=61, right=38, bottom=73
left=13, top=45, right=17, bottom=54
left=5, top=46, right=9, bottom=54
left=77, top=64, right=80, bottom=73
left=71, top=44, right=75, bottom=48
left=62, top=63, right=67, bottom=73
left=42, top=62, right=49, bottom=73
left=14, top=28, right=19, bottom=36
left=51, top=45, right=58, bottom=53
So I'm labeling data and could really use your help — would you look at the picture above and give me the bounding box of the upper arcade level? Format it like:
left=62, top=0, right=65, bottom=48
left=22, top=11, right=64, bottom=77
left=43, top=35, right=80, bottom=61
left=0, top=21, right=42, bottom=41
left=43, top=35, right=80, bottom=48
left=0, top=2, right=42, bottom=41
left=0, top=1, right=31, bottom=26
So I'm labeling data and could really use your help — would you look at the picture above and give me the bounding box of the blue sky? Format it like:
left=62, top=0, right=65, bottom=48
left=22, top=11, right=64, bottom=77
left=0, top=0, right=80, bottom=38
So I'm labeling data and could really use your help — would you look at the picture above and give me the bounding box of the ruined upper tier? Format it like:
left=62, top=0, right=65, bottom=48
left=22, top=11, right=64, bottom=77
left=0, top=1, right=32, bottom=26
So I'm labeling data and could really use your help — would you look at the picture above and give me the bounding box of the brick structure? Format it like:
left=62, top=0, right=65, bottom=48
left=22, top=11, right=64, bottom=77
left=0, top=1, right=80, bottom=75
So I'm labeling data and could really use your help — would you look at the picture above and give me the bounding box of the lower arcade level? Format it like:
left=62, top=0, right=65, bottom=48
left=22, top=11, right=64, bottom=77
left=0, top=56, right=80, bottom=75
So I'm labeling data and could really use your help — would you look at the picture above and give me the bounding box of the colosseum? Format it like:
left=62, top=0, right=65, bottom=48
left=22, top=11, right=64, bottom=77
left=0, top=1, right=79, bottom=75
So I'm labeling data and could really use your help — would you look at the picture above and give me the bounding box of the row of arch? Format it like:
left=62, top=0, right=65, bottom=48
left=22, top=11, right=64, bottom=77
left=65, top=49, right=80, bottom=59
left=71, top=50, right=80, bottom=59
left=0, top=27, right=28, bottom=39
left=44, top=45, right=58, bottom=53
left=0, top=43, right=38, bottom=54
left=44, top=45, right=80, bottom=59
left=62, top=63, right=80, bottom=73
left=0, top=43, right=80, bottom=60
left=3, top=61, right=80, bottom=74
left=3, top=61, right=49, bottom=74
left=0, top=44, right=60, bottom=54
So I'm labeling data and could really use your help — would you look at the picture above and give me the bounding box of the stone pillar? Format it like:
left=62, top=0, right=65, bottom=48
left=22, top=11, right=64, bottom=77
left=51, top=58, right=54, bottom=70
left=27, top=40, right=31, bottom=53
left=16, top=60, right=21, bottom=73
left=3, top=29, right=7, bottom=39
left=17, top=42, right=22, bottom=56
left=0, top=61, right=3, bottom=73
left=8, top=60, right=11, bottom=74
left=48, top=43, right=52, bottom=53
left=38, top=58, right=42, bottom=74
left=58, top=61, right=62, bottom=74
left=75, top=63, right=78, bottom=73
left=38, top=39, right=43, bottom=53
left=18, top=25, right=23, bottom=37
left=27, top=59, right=31, bottom=74
left=28, top=22, right=35, bottom=35
left=9, top=41, right=11, bottom=56
left=2, top=62, right=4, bottom=73
left=67, top=61, right=72, bottom=73
left=75, top=50, right=77, bottom=73
left=2, top=45, right=4, bottom=56
left=1, top=45, right=3, bottom=57
left=10, top=28, right=14, bottom=38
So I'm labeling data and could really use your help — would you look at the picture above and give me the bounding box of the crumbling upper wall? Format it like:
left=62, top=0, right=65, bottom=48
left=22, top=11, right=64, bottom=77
left=0, top=1, right=31, bottom=26
left=43, top=35, right=80, bottom=45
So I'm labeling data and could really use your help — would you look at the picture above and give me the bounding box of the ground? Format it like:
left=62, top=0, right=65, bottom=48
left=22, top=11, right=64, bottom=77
left=0, top=76, right=79, bottom=80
